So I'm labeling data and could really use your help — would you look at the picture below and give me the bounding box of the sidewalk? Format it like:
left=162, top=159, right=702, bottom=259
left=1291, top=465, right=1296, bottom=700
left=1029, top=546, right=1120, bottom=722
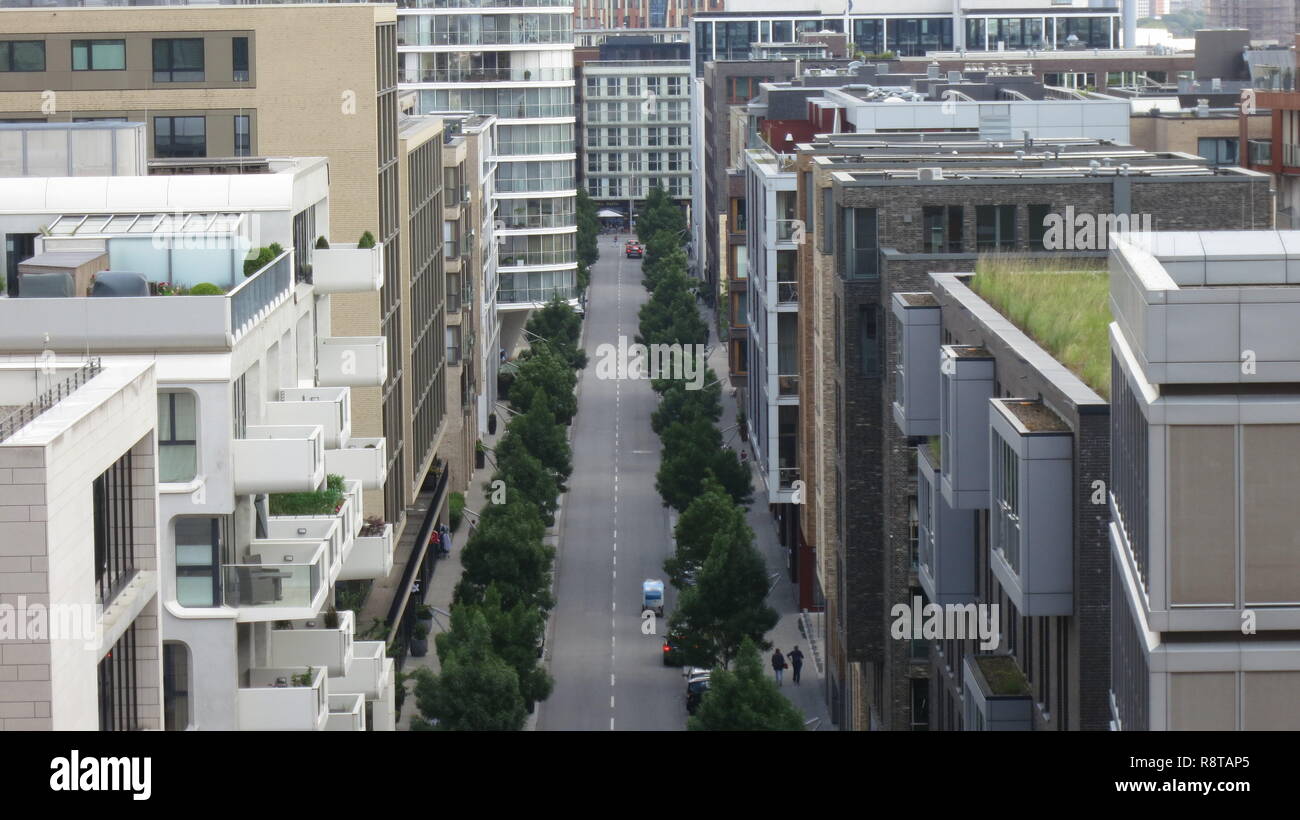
left=703, top=301, right=831, bottom=729
left=392, top=424, right=502, bottom=729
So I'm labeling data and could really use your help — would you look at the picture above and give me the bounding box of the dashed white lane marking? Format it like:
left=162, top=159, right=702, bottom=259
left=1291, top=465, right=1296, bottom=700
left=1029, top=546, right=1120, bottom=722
left=611, top=717, right=615, bottom=730
left=610, top=695, right=615, bottom=708
left=611, top=674, right=615, bottom=687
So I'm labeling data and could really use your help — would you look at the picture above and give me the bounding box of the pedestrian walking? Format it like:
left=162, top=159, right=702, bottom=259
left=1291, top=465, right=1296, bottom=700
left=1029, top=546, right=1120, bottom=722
left=771, top=648, right=787, bottom=686
left=429, top=528, right=442, bottom=558
left=789, top=645, right=805, bottom=686
left=438, top=523, right=452, bottom=557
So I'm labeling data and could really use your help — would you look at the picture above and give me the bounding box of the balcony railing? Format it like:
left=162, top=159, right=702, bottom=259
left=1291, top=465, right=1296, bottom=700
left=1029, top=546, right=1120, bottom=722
left=397, top=30, right=573, bottom=47
left=496, top=176, right=576, bottom=193
left=777, top=282, right=799, bottom=303
left=223, top=541, right=326, bottom=616
left=269, top=610, right=356, bottom=677
left=232, top=424, right=326, bottom=495
left=778, top=466, right=801, bottom=489
left=498, top=285, right=576, bottom=304
left=777, top=374, right=799, bottom=396
left=401, top=0, right=573, bottom=7
left=325, top=693, right=366, bottom=731
left=230, top=250, right=292, bottom=337
left=498, top=250, right=575, bottom=266
left=498, top=213, right=576, bottom=229
left=0, top=358, right=102, bottom=444
left=775, top=219, right=801, bottom=243
left=238, top=666, right=328, bottom=732
left=401, top=67, right=573, bottom=84
left=264, top=387, right=351, bottom=450
left=341, top=521, right=395, bottom=581
left=1248, top=139, right=1273, bottom=166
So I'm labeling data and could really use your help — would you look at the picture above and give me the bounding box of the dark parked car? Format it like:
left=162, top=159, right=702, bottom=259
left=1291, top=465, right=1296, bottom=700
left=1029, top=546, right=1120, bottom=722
left=685, top=672, right=711, bottom=715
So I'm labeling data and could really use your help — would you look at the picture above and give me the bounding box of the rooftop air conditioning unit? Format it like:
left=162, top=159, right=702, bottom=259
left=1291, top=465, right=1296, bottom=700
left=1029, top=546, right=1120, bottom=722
left=918, top=167, right=944, bottom=181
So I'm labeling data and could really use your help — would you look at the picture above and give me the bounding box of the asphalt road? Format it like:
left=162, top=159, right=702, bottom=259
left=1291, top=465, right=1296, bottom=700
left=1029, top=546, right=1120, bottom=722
left=537, top=234, right=685, bottom=731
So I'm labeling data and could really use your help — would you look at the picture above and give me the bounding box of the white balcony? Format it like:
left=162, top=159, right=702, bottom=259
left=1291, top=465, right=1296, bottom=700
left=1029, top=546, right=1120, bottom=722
left=325, top=437, right=387, bottom=490
left=268, top=610, right=356, bottom=677
left=318, top=336, right=388, bottom=388
left=331, top=640, right=393, bottom=701
left=325, top=693, right=366, bottom=731
left=264, top=387, right=352, bottom=450
left=266, top=517, right=345, bottom=586
left=238, top=666, right=328, bottom=731
left=339, top=521, right=394, bottom=582
left=224, top=539, right=328, bottom=622
left=232, top=424, right=325, bottom=494
left=312, top=244, right=384, bottom=294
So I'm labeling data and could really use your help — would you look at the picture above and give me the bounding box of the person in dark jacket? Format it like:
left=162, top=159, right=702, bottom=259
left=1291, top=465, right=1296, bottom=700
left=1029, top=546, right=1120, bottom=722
left=788, top=645, right=805, bottom=685
left=771, top=648, right=787, bottom=686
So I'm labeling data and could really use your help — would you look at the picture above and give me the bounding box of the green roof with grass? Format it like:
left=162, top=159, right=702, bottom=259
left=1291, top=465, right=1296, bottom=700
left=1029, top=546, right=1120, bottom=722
left=967, top=256, right=1111, bottom=400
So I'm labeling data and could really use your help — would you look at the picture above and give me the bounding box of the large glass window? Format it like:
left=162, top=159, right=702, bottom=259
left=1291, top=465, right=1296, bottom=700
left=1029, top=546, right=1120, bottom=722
left=153, top=38, right=204, bottom=82
left=234, top=115, right=251, bottom=157
left=1198, top=137, right=1239, bottom=165
left=1028, top=204, right=1052, bottom=249
left=72, top=39, right=125, bottom=71
left=992, top=432, right=1021, bottom=573
left=163, top=642, right=191, bottom=732
left=843, top=207, right=878, bottom=279
left=922, top=205, right=963, bottom=253
left=158, top=391, right=198, bottom=483
left=154, top=116, right=206, bottom=158
left=860, top=304, right=881, bottom=376
left=232, top=36, right=249, bottom=82
left=0, top=41, right=45, bottom=72
left=175, top=517, right=224, bottom=608
left=976, top=204, right=1016, bottom=251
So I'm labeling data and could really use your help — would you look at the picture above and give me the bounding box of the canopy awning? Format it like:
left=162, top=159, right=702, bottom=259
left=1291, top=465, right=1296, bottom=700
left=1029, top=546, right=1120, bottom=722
left=597, top=208, right=625, bottom=218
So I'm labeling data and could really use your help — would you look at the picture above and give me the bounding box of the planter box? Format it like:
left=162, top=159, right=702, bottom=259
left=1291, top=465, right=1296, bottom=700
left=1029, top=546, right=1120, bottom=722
left=232, top=424, right=325, bottom=494
left=318, top=336, right=387, bottom=388
left=312, top=244, right=383, bottom=294
left=325, top=437, right=386, bottom=490
left=963, top=655, right=1033, bottom=731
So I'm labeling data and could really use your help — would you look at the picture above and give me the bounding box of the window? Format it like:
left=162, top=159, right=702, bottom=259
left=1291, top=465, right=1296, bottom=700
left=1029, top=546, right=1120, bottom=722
left=992, top=432, right=1021, bottom=573
left=1198, top=137, right=1238, bottom=166
left=153, top=38, right=204, bottom=82
left=843, top=207, right=879, bottom=279
left=72, top=39, right=125, bottom=71
left=163, top=642, right=191, bottom=732
left=1028, top=204, right=1052, bottom=249
left=232, top=36, right=249, bottom=82
left=158, top=391, right=198, bottom=483
left=175, top=517, right=223, bottom=608
left=922, top=205, right=963, bottom=253
left=860, top=304, right=881, bottom=376
left=976, top=204, right=1016, bottom=251
left=234, top=115, right=251, bottom=157
left=98, top=623, right=139, bottom=732
left=93, top=450, right=137, bottom=606
left=232, top=372, right=247, bottom=439
left=0, top=41, right=45, bottom=72
left=154, top=116, right=206, bottom=158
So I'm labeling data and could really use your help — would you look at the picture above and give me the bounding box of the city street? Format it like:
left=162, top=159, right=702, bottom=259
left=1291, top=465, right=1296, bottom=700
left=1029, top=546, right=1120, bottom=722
left=538, top=234, right=683, bottom=730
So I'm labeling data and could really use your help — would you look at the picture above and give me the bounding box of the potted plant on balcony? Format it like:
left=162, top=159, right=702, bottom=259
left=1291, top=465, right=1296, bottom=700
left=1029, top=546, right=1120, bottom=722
left=360, top=515, right=386, bottom=538
left=475, top=440, right=487, bottom=469
left=315, top=236, right=330, bottom=250
left=487, top=411, right=497, bottom=435
left=323, top=607, right=340, bottom=629
left=410, top=623, right=430, bottom=658
left=416, top=603, right=434, bottom=626
left=291, top=667, right=315, bottom=687
left=358, top=231, right=376, bottom=249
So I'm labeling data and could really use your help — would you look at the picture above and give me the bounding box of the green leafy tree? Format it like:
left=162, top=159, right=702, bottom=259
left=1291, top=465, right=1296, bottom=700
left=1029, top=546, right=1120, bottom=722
left=456, top=498, right=555, bottom=611
left=638, top=269, right=707, bottom=350
left=497, top=394, right=571, bottom=484
left=576, top=188, right=600, bottom=268
left=509, top=344, right=578, bottom=424
left=437, top=586, right=552, bottom=710
left=651, top=369, right=722, bottom=435
left=670, top=519, right=778, bottom=670
left=687, top=638, right=805, bottom=731
left=526, top=298, right=587, bottom=370
left=413, top=609, right=527, bottom=730
left=664, top=476, right=751, bottom=588
left=656, top=417, right=752, bottom=511
left=492, top=446, right=560, bottom=526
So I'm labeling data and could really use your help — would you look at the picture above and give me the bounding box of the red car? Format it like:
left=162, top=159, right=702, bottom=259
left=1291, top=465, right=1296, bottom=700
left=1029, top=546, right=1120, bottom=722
left=625, top=242, right=643, bottom=258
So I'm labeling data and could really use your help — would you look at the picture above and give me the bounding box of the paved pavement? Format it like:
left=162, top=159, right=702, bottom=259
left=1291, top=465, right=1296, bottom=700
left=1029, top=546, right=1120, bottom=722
left=536, top=235, right=831, bottom=731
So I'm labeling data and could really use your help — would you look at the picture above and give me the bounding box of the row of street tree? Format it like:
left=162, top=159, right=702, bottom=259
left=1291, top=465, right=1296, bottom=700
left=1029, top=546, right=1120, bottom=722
left=635, top=187, right=804, bottom=731
left=410, top=223, right=594, bottom=730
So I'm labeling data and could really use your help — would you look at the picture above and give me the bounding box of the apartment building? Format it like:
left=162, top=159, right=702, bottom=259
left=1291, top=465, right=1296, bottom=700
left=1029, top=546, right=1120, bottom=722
left=1206, top=0, right=1300, bottom=46
left=574, top=0, right=715, bottom=29
left=579, top=58, right=692, bottom=224
left=795, top=137, right=1272, bottom=729
left=0, top=358, right=160, bottom=730
left=1241, top=38, right=1300, bottom=229
left=1109, top=230, right=1300, bottom=729
left=397, top=0, right=578, bottom=332
left=438, top=114, right=499, bottom=494
left=0, top=2, right=450, bottom=535
left=689, top=3, right=1129, bottom=77
left=0, top=154, right=401, bottom=731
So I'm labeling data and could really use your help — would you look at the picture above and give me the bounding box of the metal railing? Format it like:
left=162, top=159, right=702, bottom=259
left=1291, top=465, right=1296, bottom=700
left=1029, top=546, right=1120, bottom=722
left=397, top=30, right=573, bottom=47
left=401, top=67, right=572, bottom=84
left=497, top=285, right=575, bottom=304
left=778, top=466, right=801, bottom=489
left=230, top=250, right=292, bottom=338
left=777, top=282, right=799, bottom=303
left=1248, top=139, right=1272, bottom=166
left=0, top=358, right=102, bottom=443
left=400, top=0, right=571, bottom=8
left=498, top=250, right=576, bottom=266
left=777, top=374, right=799, bottom=396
